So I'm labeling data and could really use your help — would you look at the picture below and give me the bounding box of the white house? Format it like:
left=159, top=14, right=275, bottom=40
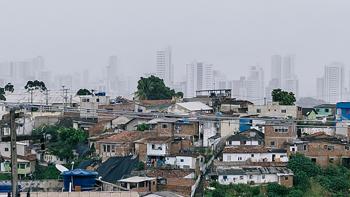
left=225, top=129, right=264, bottom=147
left=247, top=102, right=302, bottom=119
left=0, top=142, right=30, bottom=158
left=146, top=137, right=171, bottom=157
left=199, top=120, right=220, bottom=148
left=79, top=94, right=110, bottom=118
left=217, top=167, right=293, bottom=187
left=168, top=102, right=213, bottom=115
left=222, top=146, right=288, bottom=163
left=165, top=153, right=205, bottom=172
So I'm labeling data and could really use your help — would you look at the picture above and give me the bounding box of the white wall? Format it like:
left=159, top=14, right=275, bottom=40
left=218, top=174, right=278, bottom=185
left=223, top=152, right=288, bottom=162
left=0, top=142, right=27, bottom=158
left=220, top=120, right=239, bottom=137
left=248, top=103, right=301, bottom=119
left=147, top=143, right=168, bottom=156
left=202, top=122, right=219, bottom=147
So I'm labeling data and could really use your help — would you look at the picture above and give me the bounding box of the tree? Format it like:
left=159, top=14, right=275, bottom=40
left=272, top=89, right=296, bottom=105
left=24, top=80, right=47, bottom=103
left=135, top=75, right=183, bottom=100
left=25, top=80, right=47, bottom=91
left=4, top=83, right=14, bottom=93
left=0, top=88, right=5, bottom=101
left=76, top=89, right=92, bottom=96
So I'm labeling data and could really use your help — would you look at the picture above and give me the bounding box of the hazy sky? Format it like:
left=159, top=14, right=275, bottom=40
left=1, top=0, right=350, bottom=97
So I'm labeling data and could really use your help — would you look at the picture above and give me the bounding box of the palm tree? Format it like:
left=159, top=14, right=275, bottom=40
left=4, top=83, right=14, bottom=93
left=135, top=77, right=152, bottom=100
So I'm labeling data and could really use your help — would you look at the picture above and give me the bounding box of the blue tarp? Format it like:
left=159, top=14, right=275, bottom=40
left=62, top=169, right=98, bottom=191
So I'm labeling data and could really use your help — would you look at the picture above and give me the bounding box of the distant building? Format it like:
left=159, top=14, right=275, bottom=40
left=156, top=46, right=173, bottom=87
left=186, top=62, right=213, bottom=98
left=319, top=63, right=345, bottom=103
left=247, top=102, right=302, bottom=119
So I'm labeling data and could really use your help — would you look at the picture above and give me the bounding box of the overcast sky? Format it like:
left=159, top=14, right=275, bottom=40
left=1, top=0, right=350, bottom=97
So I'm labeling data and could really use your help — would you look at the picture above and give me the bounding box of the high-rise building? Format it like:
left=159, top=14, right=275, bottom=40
left=322, top=63, right=345, bottom=103
left=282, top=55, right=299, bottom=97
left=271, top=55, right=282, bottom=87
left=228, top=77, right=247, bottom=99
left=246, top=66, right=265, bottom=104
left=316, top=77, right=325, bottom=100
left=156, top=46, right=173, bottom=87
left=185, top=62, right=213, bottom=98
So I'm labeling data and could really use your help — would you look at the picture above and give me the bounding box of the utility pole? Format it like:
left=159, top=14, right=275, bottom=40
left=10, top=109, right=18, bottom=197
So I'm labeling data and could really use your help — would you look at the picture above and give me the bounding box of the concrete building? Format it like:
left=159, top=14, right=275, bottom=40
left=222, top=146, right=288, bottom=163
left=185, top=62, right=213, bottom=98
left=217, top=167, right=293, bottom=187
left=246, top=66, right=264, bottom=104
left=247, top=102, right=303, bottom=119
left=321, top=63, right=345, bottom=103
left=156, top=46, right=173, bottom=87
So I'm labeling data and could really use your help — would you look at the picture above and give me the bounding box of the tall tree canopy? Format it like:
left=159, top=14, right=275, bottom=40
left=4, top=83, right=14, bottom=93
left=135, top=75, right=183, bottom=100
left=272, top=88, right=296, bottom=105
left=0, top=87, right=5, bottom=101
left=76, top=88, right=92, bottom=96
left=25, top=80, right=47, bottom=91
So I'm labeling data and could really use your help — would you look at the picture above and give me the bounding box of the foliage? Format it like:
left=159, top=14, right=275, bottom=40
left=136, top=161, right=145, bottom=171
left=135, top=75, right=183, bottom=100
left=317, top=165, right=350, bottom=195
left=267, top=183, right=290, bottom=197
left=0, top=173, right=11, bottom=180
left=272, top=89, right=296, bottom=105
left=24, top=80, right=47, bottom=91
left=76, top=88, right=92, bottom=96
left=4, top=83, right=14, bottom=93
left=137, top=123, right=150, bottom=131
left=33, top=125, right=88, bottom=160
left=205, top=182, right=262, bottom=197
left=287, top=154, right=321, bottom=178
left=33, top=164, right=60, bottom=180
left=0, top=87, right=5, bottom=101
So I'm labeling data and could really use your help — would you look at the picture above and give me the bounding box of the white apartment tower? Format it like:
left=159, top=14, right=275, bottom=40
left=156, top=46, right=173, bottom=87
left=246, top=66, right=264, bottom=104
left=323, top=63, right=344, bottom=103
left=186, top=62, right=213, bottom=98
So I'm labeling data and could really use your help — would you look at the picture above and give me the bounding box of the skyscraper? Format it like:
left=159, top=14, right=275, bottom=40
left=316, top=77, right=325, bottom=100
left=106, top=56, right=119, bottom=94
left=282, top=55, right=299, bottom=97
left=323, top=63, right=344, bottom=103
left=271, top=55, right=282, bottom=87
left=156, top=46, right=173, bottom=87
left=246, top=66, right=264, bottom=104
left=185, top=61, right=213, bottom=98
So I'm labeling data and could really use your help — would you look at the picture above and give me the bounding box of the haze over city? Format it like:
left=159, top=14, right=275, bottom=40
left=1, top=0, right=350, bottom=99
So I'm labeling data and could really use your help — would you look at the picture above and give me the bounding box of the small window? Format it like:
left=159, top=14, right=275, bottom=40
left=238, top=157, right=242, bottom=161
left=303, top=145, right=307, bottom=150
left=249, top=175, right=253, bottom=179
left=270, top=141, right=275, bottom=146
left=243, top=141, right=247, bottom=145
left=240, top=176, right=244, bottom=180
left=152, top=144, right=155, bottom=149
left=325, top=109, right=330, bottom=113
left=311, top=158, right=316, bottom=163
left=329, top=158, right=334, bottom=163
left=180, top=159, right=184, bottom=162
left=345, top=146, right=350, bottom=150
left=251, top=154, right=254, bottom=158
left=284, top=177, right=289, bottom=181
left=223, top=176, right=227, bottom=180
left=4, top=148, right=9, bottom=152
left=262, top=175, right=265, bottom=179
left=257, top=109, right=261, bottom=113
left=162, top=124, right=168, bottom=129
left=281, top=109, right=287, bottom=113
left=96, top=98, right=100, bottom=102
left=291, top=148, right=295, bottom=152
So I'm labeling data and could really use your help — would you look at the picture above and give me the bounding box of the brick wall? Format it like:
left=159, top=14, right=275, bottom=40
left=265, top=125, right=297, bottom=148
left=279, top=175, right=293, bottom=188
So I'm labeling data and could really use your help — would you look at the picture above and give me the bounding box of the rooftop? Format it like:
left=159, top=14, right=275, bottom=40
left=223, top=146, right=286, bottom=154
left=118, top=176, right=155, bottom=183
left=97, top=131, right=142, bottom=143
left=217, top=167, right=293, bottom=176
left=176, top=102, right=212, bottom=112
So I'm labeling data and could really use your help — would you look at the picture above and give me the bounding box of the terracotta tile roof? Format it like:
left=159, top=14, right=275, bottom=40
left=223, top=146, right=286, bottom=154
left=146, top=169, right=194, bottom=178
left=144, top=136, right=173, bottom=143
left=167, top=178, right=195, bottom=187
left=97, top=131, right=142, bottom=143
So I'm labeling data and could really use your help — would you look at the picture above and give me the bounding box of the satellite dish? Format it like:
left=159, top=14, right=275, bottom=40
left=55, top=164, right=69, bottom=173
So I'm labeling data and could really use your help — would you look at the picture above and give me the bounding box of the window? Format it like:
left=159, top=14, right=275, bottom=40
left=180, top=159, right=184, bottom=162
left=223, top=176, right=227, bottom=180
left=262, top=175, right=265, bottom=179
left=291, top=148, right=295, bottom=152
left=284, top=177, right=289, bottom=181
left=227, top=155, right=231, bottom=161
left=281, top=109, right=287, bottom=113
left=311, top=158, right=316, bottom=163
left=96, top=98, right=100, bottom=102
left=4, top=148, right=8, bottom=152
left=249, top=175, right=253, bottom=179
left=111, top=145, right=115, bottom=153
left=238, top=157, right=242, bottom=161
left=139, top=182, right=144, bottom=187
left=106, top=145, right=110, bottom=152
left=274, top=126, right=288, bottom=133
left=103, top=145, right=107, bottom=152
left=257, top=109, right=261, bottom=113
left=270, top=141, right=275, bottom=146
left=329, top=158, right=334, bottom=163
left=243, top=141, right=247, bottom=145
left=327, top=146, right=334, bottom=151
left=325, top=109, right=329, bottom=113
left=152, top=144, right=155, bottom=149
left=240, top=176, right=244, bottom=180
left=345, top=146, right=350, bottom=150
left=162, top=124, right=168, bottom=129
left=251, top=154, right=254, bottom=158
